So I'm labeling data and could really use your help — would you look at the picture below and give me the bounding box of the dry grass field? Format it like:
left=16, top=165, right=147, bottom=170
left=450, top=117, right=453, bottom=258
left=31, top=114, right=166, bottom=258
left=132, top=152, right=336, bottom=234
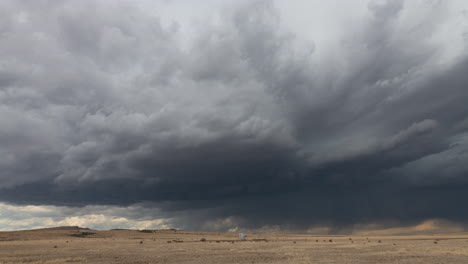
left=1, top=227, right=468, bottom=263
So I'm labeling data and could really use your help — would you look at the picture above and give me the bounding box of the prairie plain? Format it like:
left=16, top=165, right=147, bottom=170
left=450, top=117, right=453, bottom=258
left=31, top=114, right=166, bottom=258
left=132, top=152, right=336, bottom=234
left=0, top=227, right=468, bottom=263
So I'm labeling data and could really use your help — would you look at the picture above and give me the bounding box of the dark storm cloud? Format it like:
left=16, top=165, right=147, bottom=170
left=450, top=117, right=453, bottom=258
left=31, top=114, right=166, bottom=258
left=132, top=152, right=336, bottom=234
left=1, top=0, right=468, bottom=231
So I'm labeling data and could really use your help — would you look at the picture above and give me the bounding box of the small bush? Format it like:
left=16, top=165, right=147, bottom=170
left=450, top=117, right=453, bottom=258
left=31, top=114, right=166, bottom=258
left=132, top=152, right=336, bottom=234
left=70, top=232, right=96, bottom=238
left=329, top=239, right=333, bottom=242
left=434, top=241, right=438, bottom=244
left=378, top=240, right=382, bottom=243
left=140, top=240, right=143, bottom=244
left=53, top=245, right=57, bottom=248
left=200, top=238, right=206, bottom=242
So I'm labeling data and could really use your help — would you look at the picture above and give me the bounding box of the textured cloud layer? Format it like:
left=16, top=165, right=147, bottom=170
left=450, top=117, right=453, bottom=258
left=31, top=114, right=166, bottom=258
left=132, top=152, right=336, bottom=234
left=1, top=0, right=468, bottom=232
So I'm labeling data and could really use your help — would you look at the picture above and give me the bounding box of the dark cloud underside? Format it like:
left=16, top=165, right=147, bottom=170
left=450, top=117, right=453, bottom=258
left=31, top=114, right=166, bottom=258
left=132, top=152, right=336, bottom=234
left=1, top=0, right=468, bottom=231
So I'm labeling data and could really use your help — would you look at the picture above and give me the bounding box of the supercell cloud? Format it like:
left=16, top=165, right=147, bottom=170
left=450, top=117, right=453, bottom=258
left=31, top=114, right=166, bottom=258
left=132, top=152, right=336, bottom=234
left=1, top=0, right=468, bottom=232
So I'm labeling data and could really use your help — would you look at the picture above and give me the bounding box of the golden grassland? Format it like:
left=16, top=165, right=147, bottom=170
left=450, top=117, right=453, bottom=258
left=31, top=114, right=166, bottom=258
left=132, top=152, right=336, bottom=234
left=1, top=226, right=468, bottom=263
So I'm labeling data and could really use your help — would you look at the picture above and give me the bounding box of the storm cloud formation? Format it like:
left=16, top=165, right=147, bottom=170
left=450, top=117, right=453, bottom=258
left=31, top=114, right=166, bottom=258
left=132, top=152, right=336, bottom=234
left=1, top=0, right=468, bottom=232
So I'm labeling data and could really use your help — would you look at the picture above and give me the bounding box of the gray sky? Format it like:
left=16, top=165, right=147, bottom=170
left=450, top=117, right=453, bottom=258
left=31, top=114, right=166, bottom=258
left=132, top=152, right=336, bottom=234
left=1, top=0, right=468, bottom=232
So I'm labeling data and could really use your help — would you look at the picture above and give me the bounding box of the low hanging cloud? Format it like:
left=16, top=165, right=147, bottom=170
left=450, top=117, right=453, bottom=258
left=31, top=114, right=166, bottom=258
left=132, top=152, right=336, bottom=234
left=1, top=0, right=468, bottom=232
